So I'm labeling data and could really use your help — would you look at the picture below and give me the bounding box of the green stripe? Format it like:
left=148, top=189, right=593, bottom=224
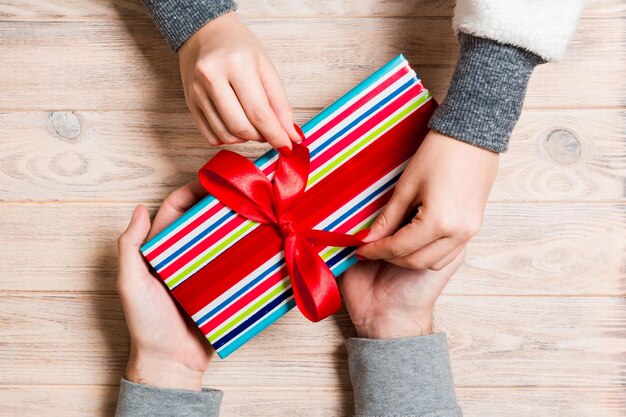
left=319, top=217, right=377, bottom=260
left=169, top=92, right=432, bottom=288
left=167, top=221, right=258, bottom=288
left=208, top=279, right=291, bottom=342
left=308, top=92, right=432, bottom=186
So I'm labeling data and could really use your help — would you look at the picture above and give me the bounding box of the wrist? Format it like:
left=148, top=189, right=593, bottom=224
left=354, top=311, right=433, bottom=339
left=125, top=349, right=204, bottom=391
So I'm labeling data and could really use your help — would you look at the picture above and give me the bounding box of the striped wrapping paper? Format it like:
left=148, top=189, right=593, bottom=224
left=141, top=55, right=436, bottom=358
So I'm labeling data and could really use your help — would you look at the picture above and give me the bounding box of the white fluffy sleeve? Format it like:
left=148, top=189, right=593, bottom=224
left=454, top=0, right=586, bottom=61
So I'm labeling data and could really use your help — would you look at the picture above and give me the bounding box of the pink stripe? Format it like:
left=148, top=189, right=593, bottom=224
left=148, top=65, right=409, bottom=257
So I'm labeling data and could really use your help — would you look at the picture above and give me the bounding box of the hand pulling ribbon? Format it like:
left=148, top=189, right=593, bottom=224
left=198, top=143, right=365, bottom=322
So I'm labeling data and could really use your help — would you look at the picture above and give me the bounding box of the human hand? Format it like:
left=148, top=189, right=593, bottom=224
left=341, top=249, right=465, bottom=339
left=179, top=12, right=303, bottom=152
left=117, top=181, right=209, bottom=391
left=356, top=131, right=498, bottom=270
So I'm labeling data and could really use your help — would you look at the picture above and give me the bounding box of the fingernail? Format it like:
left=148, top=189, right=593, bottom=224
left=355, top=254, right=367, bottom=261
left=294, top=124, right=306, bottom=142
left=278, top=146, right=292, bottom=157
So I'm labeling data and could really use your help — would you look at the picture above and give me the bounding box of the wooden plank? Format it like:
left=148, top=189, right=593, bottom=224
left=0, top=18, right=622, bottom=111
left=0, top=0, right=620, bottom=19
left=0, top=109, right=623, bottom=202
left=0, top=294, right=623, bottom=386
left=0, top=203, right=623, bottom=294
left=0, top=385, right=624, bottom=417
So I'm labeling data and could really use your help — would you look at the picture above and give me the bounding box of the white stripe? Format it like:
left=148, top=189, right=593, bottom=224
left=150, top=206, right=231, bottom=268
left=206, top=276, right=292, bottom=338
left=214, top=294, right=295, bottom=354
left=308, top=91, right=429, bottom=185
left=192, top=253, right=285, bottom=323
left=192, top=161, right=407, bottom=322
left=165, top=92, right=431, bottom=288
left=164, top=220, right=261, bottom=287
left=145, top=62, right=411, bottom=256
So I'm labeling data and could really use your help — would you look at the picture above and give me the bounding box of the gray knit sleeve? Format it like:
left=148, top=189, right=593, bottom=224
left=115, top=378, right=223, bottom=417
left=428, top=33, right=545, bottom=153
left=142, top=0, right=238, bottom=52
left=346, top=333, right=462, bottom=417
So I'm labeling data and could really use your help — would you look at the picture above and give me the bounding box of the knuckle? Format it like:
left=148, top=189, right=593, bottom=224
left=117, top=233, right=130, bottom=251
left=229, top=122, right=255, bottom=139
left=431, top=215, right=453, bottom=235
left=389, top=244, right=405, bottom=259
left=248, top=105, right=269, bottom=124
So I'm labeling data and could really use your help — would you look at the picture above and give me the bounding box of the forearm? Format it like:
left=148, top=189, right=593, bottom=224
left=142, top=0, right=238, bottom=51
left=430, top=0, right=585, bottom=153
left=115, top=378, right=223, bottom=417
left=347, top=333, right=462, bottom=417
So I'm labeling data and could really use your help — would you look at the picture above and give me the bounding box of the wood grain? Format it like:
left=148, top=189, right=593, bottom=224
left=0, top=202, right=623, bottom=295
left=1, top=385, right=624, bottom=417
left=0, top=293, right=624, bottom=387
left=0, top=18, right=623, bottom=112
left=0, top=109, right=623, bottom=202
left=0, top=0, right=621, bottom=19
left=0, top=0, right=624, bottom=416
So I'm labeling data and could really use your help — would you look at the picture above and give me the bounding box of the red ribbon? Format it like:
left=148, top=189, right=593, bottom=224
left=198, top=143, right=365, bottom=322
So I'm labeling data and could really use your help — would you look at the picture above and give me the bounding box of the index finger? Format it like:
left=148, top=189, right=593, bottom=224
left=230, top=67, right=291, bottom=150
left=356, top=217, right=440, bottom=260
left=148, top=180, right=208, bottom=239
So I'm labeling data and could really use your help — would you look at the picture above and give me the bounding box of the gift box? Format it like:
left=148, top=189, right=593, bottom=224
left=141, top=55, right=437, bottom=358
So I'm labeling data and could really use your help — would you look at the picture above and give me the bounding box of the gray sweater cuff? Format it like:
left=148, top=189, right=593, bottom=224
left=428, top=33, right=545, bottom=153
left=142, top=0, right=238, bottom=51
left=115, top=378, right=223, bottom=417
left=346, top=333, right=462, bottom=417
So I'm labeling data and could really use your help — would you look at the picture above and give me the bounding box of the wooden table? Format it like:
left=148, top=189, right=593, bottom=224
left=0, top=1, right=624, bottom=416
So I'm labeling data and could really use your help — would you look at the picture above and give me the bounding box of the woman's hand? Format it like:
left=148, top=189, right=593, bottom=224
left=117, top=181, right=210, bottom=391
left=179, top=12, right=303, bottom=152
left=356, top=131, right=499, bottom=270
left=341, top=249, right=465, bottom=339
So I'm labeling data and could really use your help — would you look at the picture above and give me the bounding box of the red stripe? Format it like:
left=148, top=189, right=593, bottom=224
left=200, top=267, right=289, bottom=334
left=147, top=67, right=413, bottom=260
left=161, top=84, right=421, bottom=278
left=202, top=189, right=394, bottom=333
left=145, top=202, right=226, bottom=262
left=158, top=215, right=247, bottom=280
left=258, top=65, right=412, bottom=177
left=172, top=99, right=436, bottom=315
left=333, top=188, right=394, bottom=235
left=309, top=84, right=424, bottom=172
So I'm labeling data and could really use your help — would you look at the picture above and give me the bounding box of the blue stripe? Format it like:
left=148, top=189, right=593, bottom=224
left=215, top=298, right=297, bottom=359
left=195, top=259, right=286, bottom=326
left=310, top=77, right=417, bottom=158
left=211, top=288, right=294, bottom=350
left=141, top=55, right=408, bottom=254
left=323, top=173, right=401, bottom=231
left=303, top=55, right=408, bottom=133
left=153, top=210, right=237, bottom=271
left=199, top=173, right=398, bottom=325
left=331, top=255, right=359, bottom=277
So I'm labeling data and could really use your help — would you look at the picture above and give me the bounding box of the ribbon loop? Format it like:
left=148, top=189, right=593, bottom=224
left=199, top=143, right=364, bottom=322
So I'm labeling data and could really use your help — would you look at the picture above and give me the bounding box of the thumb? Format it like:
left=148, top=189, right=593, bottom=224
left=362, top=192, right=413, bottom=243
left=117, top=205, right=151, bottom=277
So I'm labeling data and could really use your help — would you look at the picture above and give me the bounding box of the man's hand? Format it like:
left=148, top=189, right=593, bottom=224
left=179, top=12, right=303, bottom=152
left=356, top=131, right=499, bottom=270
left=341, top=249, right=465, bottom=339
left=117, top=181, right=210, bottom=391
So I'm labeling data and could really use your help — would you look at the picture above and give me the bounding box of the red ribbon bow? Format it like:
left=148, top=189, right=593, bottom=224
left=198, top=143, right=365, bottom=322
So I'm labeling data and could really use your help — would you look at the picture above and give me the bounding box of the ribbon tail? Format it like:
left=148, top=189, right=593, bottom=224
left=284, top=235, right=342, bottom=322
left=299, top=228, right=366, bottom=248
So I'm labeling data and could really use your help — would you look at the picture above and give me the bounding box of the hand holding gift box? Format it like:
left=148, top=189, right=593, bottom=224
left=141, top=55, right=437, bottom=358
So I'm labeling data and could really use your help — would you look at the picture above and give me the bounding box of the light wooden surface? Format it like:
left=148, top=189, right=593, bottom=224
left=0, top=1, right=624, bottom=416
